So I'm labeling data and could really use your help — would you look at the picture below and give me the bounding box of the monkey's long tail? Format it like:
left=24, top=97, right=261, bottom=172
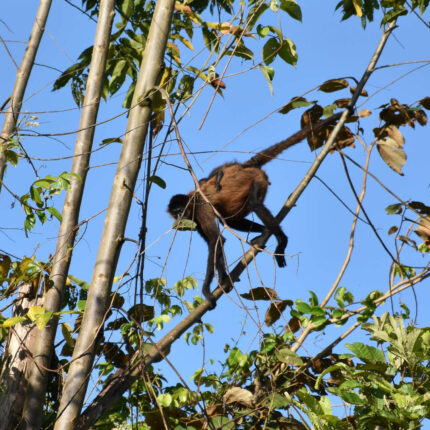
left=242, top=112, right=342, bottom=169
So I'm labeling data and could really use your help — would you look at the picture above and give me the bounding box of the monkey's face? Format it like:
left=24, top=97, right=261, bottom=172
left=168, top=194, right=190, bottom=220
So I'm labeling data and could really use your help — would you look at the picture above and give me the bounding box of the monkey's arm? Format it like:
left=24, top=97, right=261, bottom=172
left=197, top=206, right=232, bottom=309
left=215, top=169, right=224, bottom=191
left=197, top=169, right=224, bottom=191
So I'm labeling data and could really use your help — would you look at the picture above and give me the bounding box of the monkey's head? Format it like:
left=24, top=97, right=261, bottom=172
left=168, top=194, right=190, bottom=220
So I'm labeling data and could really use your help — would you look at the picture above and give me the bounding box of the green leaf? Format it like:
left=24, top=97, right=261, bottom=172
left=279, top=97, right=313, bottom=114
left=28, top=306, right=53, bottom=330
left=247, top=3, right=269, bottom=30
left=386, top=203, right=402, bottom=214
left=265, top=392, right=290, bottom=409
left=309, top=306, right=325, bottom=316
left=295, top=300, right=312, bottom=314
left=202, top=26, right=217, bottom=51
left=157, top=393, right=172, bottom=407
left=149, top=175, right=166, bottom=189
left=308, top=290, right=319, bottom=306
left=30, top=186, right=43, bottom=206
left=61, top=323, right=75, bottom=347
left=24, top=214, right=36, bottom=236
left=312, top=315, right=327, bottom=327
left=256, top=24, right=270, bottom=38
left=323, top=103, right=337, bottom=117
left=173, top=219, right=197, bottom=231
left=381, top=6, right=407, bottom=24
left=121, top=0, right=134, bottom=17
left=33, top=179, right=54, bottom=189
left=262, top=37, right=279, bottom=65
left=36, top=211, right=47, bottom=224
left=227, top=44, right=254, bottom=60
left=259, top=65, right=274, bottom=95
left=346, top=342, right=385, bottom=363
left=5, top=150, right=19, bottom=166
left=101, top=137, right=123, bottom=146
left=278, top=38, right=298, bottom=66
left=279, top=0, right=302, bottom=21
left=2, top=316, right=27, bottom=327
left=48, top=207, right=62, bottom=222
left=338, top=390, right=366, bottom=405
left=275, top=347, right=304, bottom=366
left=68, top=275, right=90, bottom=290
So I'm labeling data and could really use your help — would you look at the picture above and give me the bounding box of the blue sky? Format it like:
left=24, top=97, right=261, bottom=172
left=1, top=0, right=430, bottom=422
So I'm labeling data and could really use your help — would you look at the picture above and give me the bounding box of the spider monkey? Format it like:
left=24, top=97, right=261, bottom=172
left=168, top=112, right=342, bottom=309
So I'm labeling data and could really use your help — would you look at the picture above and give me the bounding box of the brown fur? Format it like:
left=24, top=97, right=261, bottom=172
left=168, top=112, right=343, bottom=309
left=192, top=165, right=269, bottom=221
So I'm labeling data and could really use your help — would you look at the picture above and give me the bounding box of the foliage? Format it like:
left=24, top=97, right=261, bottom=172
left=88, top=314, right=430, bottom=429
left=1, top=0, right=430, bottom=429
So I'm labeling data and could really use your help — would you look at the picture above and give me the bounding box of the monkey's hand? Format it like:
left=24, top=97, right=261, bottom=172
left=251, top=235, right=287, bottom=268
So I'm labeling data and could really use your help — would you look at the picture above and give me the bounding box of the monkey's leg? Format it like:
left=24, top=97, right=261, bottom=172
left=248, top=181, right=288, bottom=267
left=228, top=218, right=265, bottom=233
left=202, top=236, right=232, bottom=309
left=202, top=239, right=218, bottom=309
left=214, top=237, right=233, bottom=293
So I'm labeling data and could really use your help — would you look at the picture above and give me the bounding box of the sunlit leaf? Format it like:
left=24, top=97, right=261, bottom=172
left=377, top=137, right=407, bottom=175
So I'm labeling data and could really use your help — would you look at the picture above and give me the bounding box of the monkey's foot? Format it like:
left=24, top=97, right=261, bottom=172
left=250, top=235, right=267, bottom=249
left=276, top=255, right=287, bottom=267
left=275, top=245, right=287, bottom=267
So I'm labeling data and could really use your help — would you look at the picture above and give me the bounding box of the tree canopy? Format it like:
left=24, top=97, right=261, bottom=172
left=0, top=0, right=430, bottom=429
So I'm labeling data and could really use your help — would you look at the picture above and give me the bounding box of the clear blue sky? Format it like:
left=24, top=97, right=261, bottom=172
left=1, top=0, right=429, bottom=422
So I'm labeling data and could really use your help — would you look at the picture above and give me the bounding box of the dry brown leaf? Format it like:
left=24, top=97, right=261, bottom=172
left=223, top=387, right=253, bottom=406
left=377, top=137, right=407, bottom=175
left=358, top=108, right=371, bottom=118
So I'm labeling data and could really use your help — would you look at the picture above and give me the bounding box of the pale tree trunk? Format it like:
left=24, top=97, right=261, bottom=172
left=53, top=0, right=176, bottom=428
left=0, top=0, right=52, bottom=189
left=0, top=284, right=43, bottom=430
left=20, top=2, right=116, bottom=430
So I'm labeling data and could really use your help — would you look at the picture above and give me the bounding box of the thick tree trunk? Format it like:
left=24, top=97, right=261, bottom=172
left=53, top=0, right=176, bottom=428
left=0, top=0, right=52, bottom=189
left=20, top=2, right=116, bottom=429
left=0, top=284, right=42, bottom=430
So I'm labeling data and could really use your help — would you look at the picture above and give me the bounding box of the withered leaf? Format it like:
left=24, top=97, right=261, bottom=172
left=358, top=108, right=371, bottom=118
left=265, top=300, right=292, bottom=326
left=350, top=86, right=368, bottom=97
left=419, top=96, right=430, bottom=110
left=386, top=125, right=405, bottom=147
left=223, top=387, right=253, bottom=406
left=377, top=137, right=407, bottom=175
left=335, top=98, right=352, bottom=108
left=240, top=286, right=279, bottom=301
left=388, top=226, right=398, bottom=235
left=319, top=78, right=349, bottom=93
left=127, top=303, right=155, bottom=322
left=416, top=109, right=428, bottom=126
left=279, top=96, right=314, bottom=115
